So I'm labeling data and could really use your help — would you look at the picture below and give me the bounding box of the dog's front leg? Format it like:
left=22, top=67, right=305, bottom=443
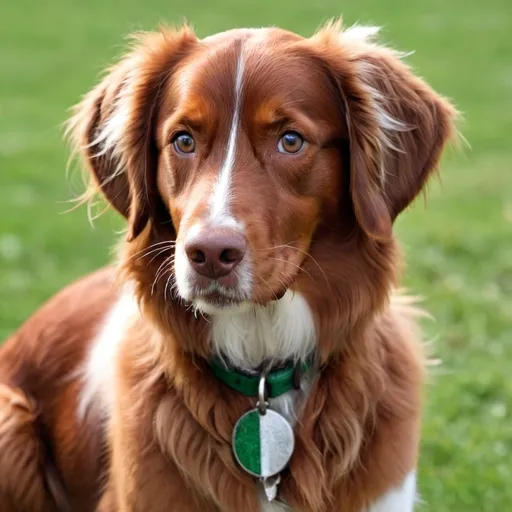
left=96, top=451, right=214, bottom=512
left=96, top=398, right=218, bottom=512
left=94, top=363, right=219, bottom=512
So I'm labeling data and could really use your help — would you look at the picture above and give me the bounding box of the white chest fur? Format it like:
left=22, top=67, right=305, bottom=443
left=210, top=290, right=316, bottom=370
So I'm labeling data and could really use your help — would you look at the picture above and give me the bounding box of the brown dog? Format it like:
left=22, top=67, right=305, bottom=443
left=0, top=20, right=456, bottom=512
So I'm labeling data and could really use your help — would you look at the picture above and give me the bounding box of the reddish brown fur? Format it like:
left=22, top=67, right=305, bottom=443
left=0, top=269, right=117, bottom=511
left=0, top=20, right=456, bottom=511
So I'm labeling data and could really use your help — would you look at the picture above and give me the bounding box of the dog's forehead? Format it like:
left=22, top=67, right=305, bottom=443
left=186, top=28, right=302, bottom=85
left=200, top=26, right=303, bottom=49
left=168, top=28, right=333, bottom=118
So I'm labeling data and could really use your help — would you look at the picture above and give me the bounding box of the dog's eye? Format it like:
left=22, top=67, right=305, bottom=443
left=277, top=131, right=304, bottom=154
left=172, top=132, right=195, bottom=155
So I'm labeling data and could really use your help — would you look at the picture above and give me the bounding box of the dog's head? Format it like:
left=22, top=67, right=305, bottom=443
left=69, top=22, right=456, bottom=320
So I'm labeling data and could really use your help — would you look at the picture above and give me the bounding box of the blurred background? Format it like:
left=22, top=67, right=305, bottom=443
left=1, top=0, right=510, bottom=509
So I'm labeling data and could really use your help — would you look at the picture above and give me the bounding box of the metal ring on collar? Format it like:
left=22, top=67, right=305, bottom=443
left=257, top=364, right=272, bottom=414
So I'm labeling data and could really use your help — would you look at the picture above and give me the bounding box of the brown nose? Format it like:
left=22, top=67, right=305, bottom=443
left=185, top=228, right=247, bottom=279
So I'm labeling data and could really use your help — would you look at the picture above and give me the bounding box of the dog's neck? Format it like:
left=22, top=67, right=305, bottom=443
left=209, top=289, right=316, bottom=372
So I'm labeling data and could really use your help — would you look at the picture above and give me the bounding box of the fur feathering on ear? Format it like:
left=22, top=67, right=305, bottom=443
left=65, top=25, right=197, bottom=240
left=311, top=19, right=459, bottom=240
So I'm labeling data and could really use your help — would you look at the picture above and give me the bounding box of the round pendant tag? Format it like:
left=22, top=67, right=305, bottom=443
left=232, top=408, right=295, bottom=478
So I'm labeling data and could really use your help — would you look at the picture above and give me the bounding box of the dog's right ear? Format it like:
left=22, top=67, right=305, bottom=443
left=68, top=62, right=134, bottom=221
left=67, top=27, right=197, bottom=240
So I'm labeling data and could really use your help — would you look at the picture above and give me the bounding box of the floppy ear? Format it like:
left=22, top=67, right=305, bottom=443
left=312, top=22, right=458, bottom=240
left=67, top=27, right=197, bottom=240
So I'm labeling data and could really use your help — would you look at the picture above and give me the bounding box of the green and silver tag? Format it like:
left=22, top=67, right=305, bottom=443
left=232, top=366, right=295, bottom=501
left=233, top=408, right=294, bottom=477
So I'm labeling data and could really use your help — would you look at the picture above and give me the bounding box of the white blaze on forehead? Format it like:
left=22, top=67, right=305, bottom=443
left=209, top=52, right=245, bottom=226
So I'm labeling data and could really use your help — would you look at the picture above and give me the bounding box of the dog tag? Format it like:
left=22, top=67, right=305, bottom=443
left=262, top=474, right=281, bottom=502
left=232, top=408, right=295, bottom=479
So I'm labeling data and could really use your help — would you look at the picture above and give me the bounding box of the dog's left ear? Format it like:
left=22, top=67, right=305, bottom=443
left=311, top=22, right=458, bottom=240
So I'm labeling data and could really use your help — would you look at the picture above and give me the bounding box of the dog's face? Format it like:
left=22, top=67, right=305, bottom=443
left=155, top=29, right=346, bottom=313
left=69, top=23, right=455, bottom=316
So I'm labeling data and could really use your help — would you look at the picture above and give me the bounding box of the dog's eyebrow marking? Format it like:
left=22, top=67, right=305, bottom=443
left=209, top=48, right=245, bottom=227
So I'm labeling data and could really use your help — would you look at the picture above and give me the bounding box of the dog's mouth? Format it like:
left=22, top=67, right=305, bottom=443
left=190, top=277, right=290, bottom=314
left=198, top=281, right=293, bottom=315
left=191, top=282, right=249, bottom=314
left=199, top=290, right=240, bottom=307
left=194, top=296, right=248, bottom=315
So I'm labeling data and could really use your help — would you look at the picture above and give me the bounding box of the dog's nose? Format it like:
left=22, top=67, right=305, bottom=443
left=185, top=228, right=247, bottom=279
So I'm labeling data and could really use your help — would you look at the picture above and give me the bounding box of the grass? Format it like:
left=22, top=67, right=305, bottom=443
left=1, top=0, right=510, bottom=509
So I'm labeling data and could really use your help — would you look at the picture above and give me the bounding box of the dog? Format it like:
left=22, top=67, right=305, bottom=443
left=0, top=20, right=456, bottom=512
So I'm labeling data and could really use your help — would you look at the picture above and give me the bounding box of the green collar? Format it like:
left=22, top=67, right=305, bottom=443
left=209, top=359, right=310, bottom=398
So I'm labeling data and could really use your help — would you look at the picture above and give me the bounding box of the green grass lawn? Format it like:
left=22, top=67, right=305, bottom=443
left=1, top=0, right=510, bottom=509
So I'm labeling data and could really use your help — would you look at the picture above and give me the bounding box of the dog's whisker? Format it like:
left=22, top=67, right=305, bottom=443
left=151, top=258, right=174, bottom=296
left=255, top=242, right=330, bottom=288
left=147, top=247, right=174, bottom=265
left=164, top=272, right=175, bottom=302
left=272, top=274, right=288, bottom=293
left=259, top=276, right=279, bottom=302
left=130, top=239, right=176, bottom=257
left=280, top=245, right=330, bottom=288
left=269, top=257, right=315, bottom=283
left=198, top=308, right=210, bottom=323
left=152, top=256, right=176, bottom=295
left=153, top=255, right=173, bottom=281
left=130, top=242, right=176, bottom=262
left=254, top=241, right=300, bottom=252
left=153, top=256, right=174, bottom=284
